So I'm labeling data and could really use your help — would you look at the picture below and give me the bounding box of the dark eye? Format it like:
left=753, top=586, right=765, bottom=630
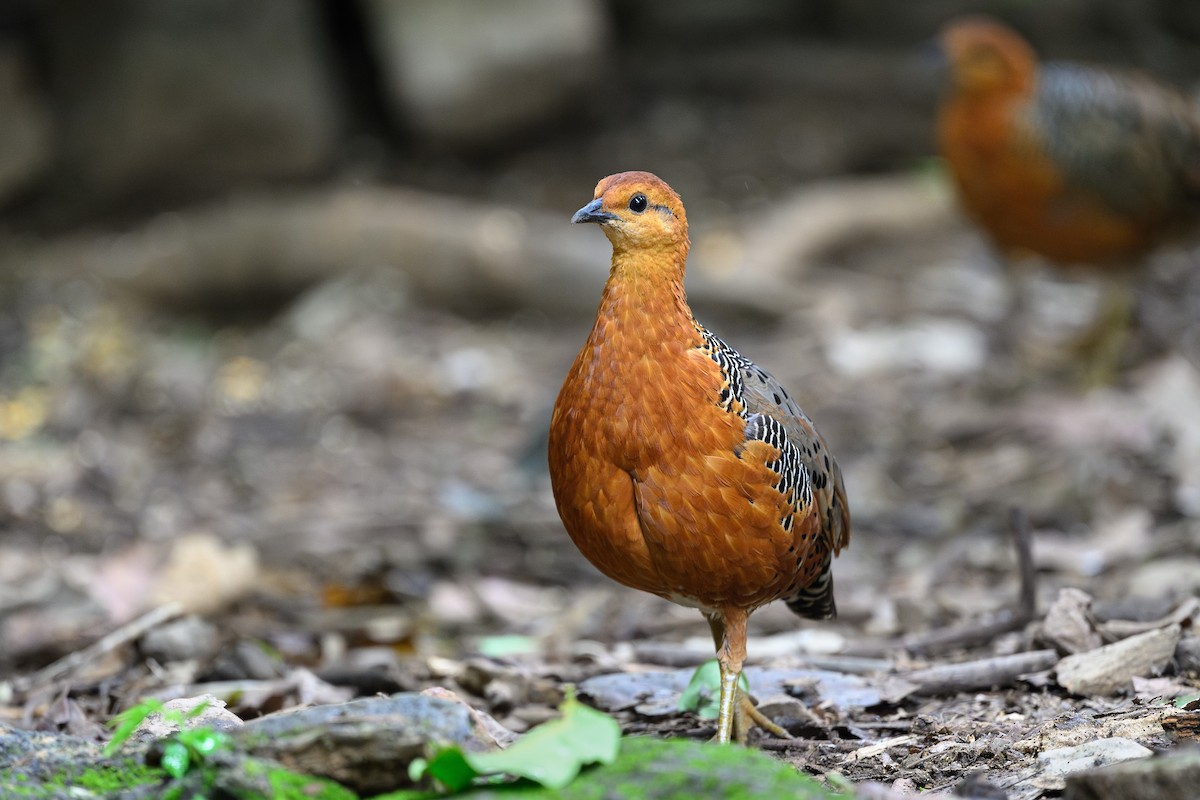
left=628, top=193, right=648, bottom=213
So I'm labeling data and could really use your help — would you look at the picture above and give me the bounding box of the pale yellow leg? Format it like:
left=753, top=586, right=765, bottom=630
left=714, top=655, right=739, bottom=744
left=706, top=611, right=792, bottom=744
left=1075, top=276, right=1133, bottom=388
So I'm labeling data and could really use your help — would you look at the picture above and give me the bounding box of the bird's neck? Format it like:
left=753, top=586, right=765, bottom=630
left=940, top=87, right=1024, bottom=154
left=593, top=248, right=697, bottom=343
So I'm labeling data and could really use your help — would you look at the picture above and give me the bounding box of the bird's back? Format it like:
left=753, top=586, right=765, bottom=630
left=1025, top=62, right=1200, bottom=225
left=699, top=327, right=851, bottom=619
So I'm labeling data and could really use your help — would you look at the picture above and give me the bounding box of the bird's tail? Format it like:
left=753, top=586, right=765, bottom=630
left=784, top=559, right=837, bottom=620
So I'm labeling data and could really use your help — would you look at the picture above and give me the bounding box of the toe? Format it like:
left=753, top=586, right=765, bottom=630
left=732, top=689, right=791, bottom=744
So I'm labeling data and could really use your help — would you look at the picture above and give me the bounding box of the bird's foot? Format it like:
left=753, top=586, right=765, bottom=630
left=728, top=688, right=792, bottom=745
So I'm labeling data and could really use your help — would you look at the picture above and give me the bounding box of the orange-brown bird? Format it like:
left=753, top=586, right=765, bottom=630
left=937, top=16, right=1200, bottom=377
left=939, top=16, right=1200, bottom=266
left=548, top=172, right=851, bottom=744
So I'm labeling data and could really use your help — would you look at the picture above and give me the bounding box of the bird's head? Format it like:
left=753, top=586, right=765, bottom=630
left=572, top=172, right=689, bottom=257
left=939, top=16, right=1036, bottom=97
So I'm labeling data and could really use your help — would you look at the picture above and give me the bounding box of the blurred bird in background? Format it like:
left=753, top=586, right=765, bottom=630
left=937, top=16, right=1200, bottom=382
left=548, top=172, right=851, bottom=744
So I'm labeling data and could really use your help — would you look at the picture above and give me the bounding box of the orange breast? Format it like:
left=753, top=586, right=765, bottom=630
left=548, top=290, right=825, bottom=613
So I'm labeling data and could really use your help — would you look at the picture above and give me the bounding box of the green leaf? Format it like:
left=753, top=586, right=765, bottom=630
left=476, top=634, right=540, bottom=658
left=678, top=661, right=721, bottom=719
left=181, top=729, right=230, bottom=757
left=678, top=660, right=748, bottom=720
left=1174, top=693, right=1200, bottom=709
left=470, top=690, right=620, bottom=788
left=422, top=747, right=478, bottom=792
left=376, top=737, right=851, bottom=800
left=419, top=688, right=622, bottom=791
left=160, top=740, right=192, bottom=779
left=103, top=699, right=166, bottom=756
left=183, top=699, right=211, bottom=720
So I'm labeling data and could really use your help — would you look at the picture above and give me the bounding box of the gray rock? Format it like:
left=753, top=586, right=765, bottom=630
left=236, top=692, right=500, bottom=795
left=133, top=694, right=244, bottom=739
left=580, top=665, right=914, bottom=719
left=1065, top=749, right=1200, bottom=800
left=0, top=45, right=51, bottom=205
left=1124, top=557, right=1200, bottom=599
left=363, top=0, right=606, bottom=148
left=44, top=0, right=339, bottom=204
left=1177, top=636, right=1200, bottom=673
left=1036, top=737, right=1153, bottom=791
left=139, top=614, right=220, bottom=663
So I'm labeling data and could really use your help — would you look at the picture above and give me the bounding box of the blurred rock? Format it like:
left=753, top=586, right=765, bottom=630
left=44, top=0, right=338, bottom=208
left=237, top=693, right=501, bottom=795
left=1065, top=749, right=1200, bottom=800
left=421, top=686, right=517, bottom=748
left=0, top=44, right=50, bottom=206
left=139, top=614, right=220, bottom=664
left=149, top=532, right=259, bottom=616
left=1178, top=636, right=1200, bottom=673
left=1124, top=558, right=1200, bottom=600
left=133, top=694, right=243, bottom=740
left=1137, top=356, right=1200, bottom=516
left=207, top=639, right=286, bottom=682
left=1035, top=737, right=1153, bottom=790
left=824, top=318, right=987, bottom=377
left=363, top=0, right=606, bottom=148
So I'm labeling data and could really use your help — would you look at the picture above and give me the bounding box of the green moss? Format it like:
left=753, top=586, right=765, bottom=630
left=76, top=763, right=162, bottom=792
left=377, top=737, right=848, bottom=800
left=0, top=761, right=164, bottom=798
left=267, top=766, right=359, bottom=800
left=2, top=756, right=361, bottom=800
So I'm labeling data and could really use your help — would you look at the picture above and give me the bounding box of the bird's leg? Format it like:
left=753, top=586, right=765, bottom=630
left=707, top=610, right=744, bottom=744
left=706, top=610, right=790, bottom=744
left=1075, top=273, right=1133, bottom=388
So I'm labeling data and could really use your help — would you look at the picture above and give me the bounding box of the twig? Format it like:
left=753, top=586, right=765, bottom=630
left=846, top=734, right=919, bottom=762
left=1098, top=596, right=1199, bottom=641
left=900, top=506, right=1038, bottom=656
left=902, top=649, right=1058, bottom=695
left=758, top=736, right=862, bottom=752
left=630, top=641, right=711, bottom=668
left=11, top=603, right=182, bottom=694
left=795, top=654, right=894, bottom=675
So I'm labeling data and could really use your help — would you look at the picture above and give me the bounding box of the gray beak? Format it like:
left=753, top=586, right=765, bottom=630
left=571, top=198, right=617, bottom=224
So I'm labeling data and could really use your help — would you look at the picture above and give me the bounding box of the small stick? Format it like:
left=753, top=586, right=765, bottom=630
left=846, top=734, right=919, bottom=762
left=631, top=641, right=711, bottom=668
left=758, top=736, right=862, bottom=752
left=901, top=506, right=1038, bottom=656
left=794, top=654, right=894, bottom=675
left=11, top=603, right=183, bottom=694
left=902, top=649, right=1058, bottom=695
left=1011, top=506, right=1037, bottom=618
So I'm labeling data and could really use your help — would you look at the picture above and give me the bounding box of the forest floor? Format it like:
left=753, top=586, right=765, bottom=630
left=1, top=171, right=1198, bottom=798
